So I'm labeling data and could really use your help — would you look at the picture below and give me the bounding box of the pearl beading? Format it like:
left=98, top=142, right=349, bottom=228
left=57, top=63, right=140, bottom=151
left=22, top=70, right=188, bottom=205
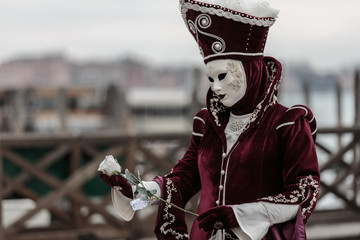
left=209, top=95, right=226, bottom=127
left=159, top=179, right=190, bottom=239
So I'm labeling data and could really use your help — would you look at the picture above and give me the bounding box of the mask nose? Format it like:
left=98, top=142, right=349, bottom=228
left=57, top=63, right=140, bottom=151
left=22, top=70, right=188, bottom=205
left=211, top=79, right=222, bottom=93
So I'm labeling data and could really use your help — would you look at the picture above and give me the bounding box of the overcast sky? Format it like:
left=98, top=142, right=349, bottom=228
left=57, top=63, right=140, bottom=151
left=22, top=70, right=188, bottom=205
left=1, top=0, right=360, bottom=72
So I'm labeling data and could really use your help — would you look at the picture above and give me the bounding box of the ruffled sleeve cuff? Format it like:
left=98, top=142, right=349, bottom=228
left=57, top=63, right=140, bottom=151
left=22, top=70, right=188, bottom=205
left=231, top=202, right=299, bottom=240
left=111, top=189, right=135, bottom=221
left=231, top=202, right=271, bottom=240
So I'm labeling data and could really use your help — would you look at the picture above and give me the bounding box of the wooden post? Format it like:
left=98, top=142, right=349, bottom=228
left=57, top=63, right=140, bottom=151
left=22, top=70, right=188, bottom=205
left=102, top=85, right=123, bottom=129
left=125, top=137, right=137, bottom=173
left=69, top=142, right=82, bottom=227
left=5, top=90, right=16, bottom=132
left=24, top=87, right=35, bottom=132
left=118, top=87, right=129, bottom=130
left=109, top=85, right=121, bottom=129
left=14, top=89, right=26, bottom=133
left=354, top=71, right=360, bottom=125
left=58, top=88, right=68, bottom=132
left=122, top=138, right=142, bottom=240
left=352, top=70, right=360, bottom=204
left=336, top=81, right=343, bottom=148
left=0, top=147, right=4, bottom=240
left=189, top=68, right=203, bottom=120
left=302, top=82, right=310, bottom=107
left=354, top=70, right=360, bottom=204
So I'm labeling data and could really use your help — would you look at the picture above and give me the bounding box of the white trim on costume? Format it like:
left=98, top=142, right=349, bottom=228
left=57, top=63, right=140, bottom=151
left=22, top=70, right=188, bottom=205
left=286, top=106, right=308, bottom=116
left=204, top=51, right=264, bottom=61
left=192, top=132, right=204, bottom=137
left=276, top=122, right=295, bottom=130
left=311, top=127, right=317, bottom=135
left=194, top=116, right=206, bottom=124
left=309, top=115, right=315, bottom=123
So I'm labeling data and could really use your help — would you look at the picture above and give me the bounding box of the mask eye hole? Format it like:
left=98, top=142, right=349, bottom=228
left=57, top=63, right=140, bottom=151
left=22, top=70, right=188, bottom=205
left=218, top=73, right=227, bottom=80
left=208, top=77, right=214, bottom=82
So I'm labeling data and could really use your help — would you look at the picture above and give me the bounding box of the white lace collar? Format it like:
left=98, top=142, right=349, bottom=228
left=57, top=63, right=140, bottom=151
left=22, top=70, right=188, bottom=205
left=227, top=112, right=252, bottom=132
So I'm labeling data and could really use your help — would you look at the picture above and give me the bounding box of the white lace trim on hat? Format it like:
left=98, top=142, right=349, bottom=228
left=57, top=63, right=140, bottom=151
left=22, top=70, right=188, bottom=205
left=204, top=51, right=264, bottom=61
left=200, top=0, right=279, bottom=18
left=181, top=0, right=278, bottom=27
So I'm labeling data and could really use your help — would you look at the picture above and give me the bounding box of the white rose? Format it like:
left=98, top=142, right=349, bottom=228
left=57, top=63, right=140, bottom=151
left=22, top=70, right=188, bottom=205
left=98, top=155, right=122, bottom=176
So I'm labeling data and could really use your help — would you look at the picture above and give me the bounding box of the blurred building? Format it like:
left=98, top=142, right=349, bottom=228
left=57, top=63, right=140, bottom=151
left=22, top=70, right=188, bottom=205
left=0, top=53, right=202, bottom=133
left=0, top=52, right=353, bottom=134
left=0, top=53, right=196, bottom=90
left=0, top=54, right=71, bottom=88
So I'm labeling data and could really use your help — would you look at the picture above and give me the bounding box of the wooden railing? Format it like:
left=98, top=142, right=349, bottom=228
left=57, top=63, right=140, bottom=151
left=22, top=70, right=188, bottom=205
left=1, top=127, right=360, bottom=240
left=309, top=126, right=360, bottom=226
left=304, top=71, right=360, bottom=239
left=0, top=131, right=192, bottom=240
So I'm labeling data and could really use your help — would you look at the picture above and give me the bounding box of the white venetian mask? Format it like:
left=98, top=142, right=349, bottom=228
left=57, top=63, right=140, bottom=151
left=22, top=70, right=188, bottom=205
left=206, top=59, right=247, bottom=107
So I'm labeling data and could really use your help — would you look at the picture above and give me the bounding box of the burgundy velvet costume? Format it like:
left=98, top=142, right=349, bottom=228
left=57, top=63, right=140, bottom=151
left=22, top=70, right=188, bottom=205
left=153, top=57, right=320, bottom=239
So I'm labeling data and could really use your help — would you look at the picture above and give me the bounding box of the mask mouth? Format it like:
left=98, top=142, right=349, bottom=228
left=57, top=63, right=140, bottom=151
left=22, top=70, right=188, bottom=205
left=218, top=94, right=226, bottom=100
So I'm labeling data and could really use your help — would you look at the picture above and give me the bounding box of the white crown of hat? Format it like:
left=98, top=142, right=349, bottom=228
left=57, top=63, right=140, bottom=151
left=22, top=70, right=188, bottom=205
left=200, top=0, right=279, bottom=18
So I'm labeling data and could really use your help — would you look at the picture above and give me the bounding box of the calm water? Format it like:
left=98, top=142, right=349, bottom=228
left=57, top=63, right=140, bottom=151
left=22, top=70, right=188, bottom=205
left=280, top=89, right=355, bottom=127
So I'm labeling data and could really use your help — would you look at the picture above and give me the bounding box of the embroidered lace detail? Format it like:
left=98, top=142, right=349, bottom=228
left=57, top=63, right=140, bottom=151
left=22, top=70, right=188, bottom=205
left=228, top=113, right=251, bottom=132
left=259, top=175, right=319, bottom=220
left=181, top=0, right=276, bottom=27
left=159, top=179, right=190, bottom=239
left=209, top=94, right=226, bottom=127
left=227, top=61, right=245, bottom=90
left=260, top=61, right=280, bottom=111
left=235, top=59, right=279, bottom=133
left=265, top=60, right=281, bottom=109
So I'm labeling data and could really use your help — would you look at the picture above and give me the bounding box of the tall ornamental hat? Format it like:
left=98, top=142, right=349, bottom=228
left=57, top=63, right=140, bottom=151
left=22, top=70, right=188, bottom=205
left=180, top=0, right=279, bottom=63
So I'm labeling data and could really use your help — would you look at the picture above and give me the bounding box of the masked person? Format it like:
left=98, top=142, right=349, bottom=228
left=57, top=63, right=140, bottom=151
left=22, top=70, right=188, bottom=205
left=100, top=0, right=320, bottom=239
